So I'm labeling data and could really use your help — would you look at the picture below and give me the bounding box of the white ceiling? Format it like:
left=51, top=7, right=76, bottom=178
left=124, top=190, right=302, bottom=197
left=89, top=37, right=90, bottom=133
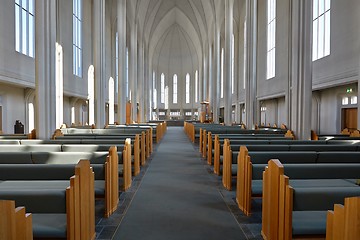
left=125, top=0, right=242, bottom=77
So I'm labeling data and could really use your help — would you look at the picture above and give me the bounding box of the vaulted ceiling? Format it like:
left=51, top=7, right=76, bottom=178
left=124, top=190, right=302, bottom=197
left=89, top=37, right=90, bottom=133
left=124, top=0, right=242, bottom=76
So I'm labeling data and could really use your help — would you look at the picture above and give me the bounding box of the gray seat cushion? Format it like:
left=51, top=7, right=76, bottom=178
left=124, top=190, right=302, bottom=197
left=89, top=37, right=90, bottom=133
left=32, top=213, right=67, bottom=238
left=292, top=211, right=327, bottom=236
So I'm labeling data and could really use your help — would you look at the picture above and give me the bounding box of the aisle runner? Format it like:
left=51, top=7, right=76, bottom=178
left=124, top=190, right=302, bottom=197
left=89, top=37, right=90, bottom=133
left=112, top=127, right=246, bottom=240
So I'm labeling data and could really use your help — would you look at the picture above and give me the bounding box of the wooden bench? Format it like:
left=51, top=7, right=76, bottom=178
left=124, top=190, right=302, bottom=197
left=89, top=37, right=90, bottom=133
left=261, top=160, right=360, bottom=240
left=0, top=160, right=95, bottom=240
left=0, top=146, right=123, bottom=217
left=236, top=148, right=360, bottom=215
left=0, top=200, right=33, bottom=239
left=222, top=143, right=360, bottom=190
left=326, top=196, right=360, bottom=240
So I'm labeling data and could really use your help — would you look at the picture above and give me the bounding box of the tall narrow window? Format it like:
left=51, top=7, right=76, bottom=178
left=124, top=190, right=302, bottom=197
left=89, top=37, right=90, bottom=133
left=161, top=73, right=165, bottom=104
left=266, top=0, right=276, bottom=79
left=243, top=21, right=247, bottom=89
left=115, top=32, right=119, bottom=93
left=186, top=73, right=190, bottom=104
left=231, top=35, right=235, bottom=94
left=108, top=77, right=115, bottom=124
left=313, top=0, right=331, bottom=61
left=73, top=0, right=82, bottom=77
left=173, top=74, right=178, bottom=104
left=221, top=48, right=224, bottom=98
left=195, top=71, right=198, bottom=103
left=153, top=71, right=157, bottom=109
left=126, top=48, right=129, bottom=99
left=28, top=103, right=34, bottom=133
left=15, top=0, right=35, bottom=58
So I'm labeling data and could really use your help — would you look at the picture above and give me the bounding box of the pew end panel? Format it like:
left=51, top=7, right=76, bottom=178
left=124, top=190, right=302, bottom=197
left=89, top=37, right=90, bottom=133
left=0, top=200, right=33, bottom=240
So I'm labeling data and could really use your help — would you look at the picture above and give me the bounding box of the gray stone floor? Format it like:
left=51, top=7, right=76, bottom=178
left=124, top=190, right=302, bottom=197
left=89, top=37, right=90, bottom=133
left=93, top=133, right=262, bottom=240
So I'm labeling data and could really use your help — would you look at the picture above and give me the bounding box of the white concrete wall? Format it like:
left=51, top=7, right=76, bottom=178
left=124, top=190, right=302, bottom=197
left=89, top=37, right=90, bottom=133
left=0, top=84, right=26, bottom=134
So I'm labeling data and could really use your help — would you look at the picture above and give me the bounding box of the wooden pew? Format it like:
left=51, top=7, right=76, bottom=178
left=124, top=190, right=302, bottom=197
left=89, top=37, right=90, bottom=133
left=0, top=200, right=33, bottom=240
left=262, top=160, right=360, bottom=240
left=326, top=196, right=360, bottom=240
left=0, top=160, right=95, bottom=240
left=0, top=147, right=120, bottom=217
left=236, top=148, right=360, bottom=216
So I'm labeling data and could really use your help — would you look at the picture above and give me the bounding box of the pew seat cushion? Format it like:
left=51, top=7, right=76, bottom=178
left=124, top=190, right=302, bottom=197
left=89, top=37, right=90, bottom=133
left=31, top=152, right=109, bottom=164
left=251, top=180, right=263, bottom=195
left=249, top=152, right=317, bottom=164
left=0, top=180, right=105, bottom=197
left=317, top=152, right=360, bottom=163
left=292, top=211, right=327, bottom=236
left=289, top=179, right=357, bottom=188
left=0, top=189, right=66, bottom=213
left=32, top=213, right=67, bottom=238
left=0, top=152, right=33, bottom=163
left=293, top=187, right=360, bottom=211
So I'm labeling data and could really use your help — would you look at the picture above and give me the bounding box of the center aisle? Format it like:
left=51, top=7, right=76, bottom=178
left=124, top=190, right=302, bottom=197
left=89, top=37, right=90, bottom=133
left=113, top=127, right=246, bottom=240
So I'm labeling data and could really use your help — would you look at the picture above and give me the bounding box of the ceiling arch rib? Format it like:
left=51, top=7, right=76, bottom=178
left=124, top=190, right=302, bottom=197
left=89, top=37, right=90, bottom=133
left=153, top=23, right=198, bottom=78
left=149, top=7, right=202, bottom=65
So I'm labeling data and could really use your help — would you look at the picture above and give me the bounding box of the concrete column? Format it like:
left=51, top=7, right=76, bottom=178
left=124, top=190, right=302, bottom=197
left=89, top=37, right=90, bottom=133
left=208, top=43, right=213, bottom=110
left=224, top=0, right=234, bottom=126
left=213, top=30, right=221, bottom=123
left=117, top=0, right=126, bottom=124
left=35, top=0, right=57, bottom=139
left=137, top=39, right=144, bottom=123
left=245, top=0, right=258, bottom=129
left=144, top=44, right=151, bottom=122
left=203, top=48, right=208, bottom=102
left=130, top=24, right=138, bottom=122
left=289, top=0, right=313, bottom=140
left=93, top=0, right=106, bottom=128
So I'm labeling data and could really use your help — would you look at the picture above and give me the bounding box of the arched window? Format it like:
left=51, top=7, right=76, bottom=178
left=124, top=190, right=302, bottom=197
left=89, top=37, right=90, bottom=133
left=173, top=74, right=178, bottom=104
left=28, top=103, right=34, bottom=133
left=231, top=34, right=235, bottom=94
left=126, top=48, right=129, bottom=99
left=153, top=71, right=157, bottom=109
left=161, top=73, right=165, bottom=103
left=108, top=77, right=114, bottom=124
left=243, top=20, right=247, bottom=90
left=88, top=65, right=95, bottom=125
left=195, top=71, right=198, bottom=103
left=186, top=73, right=190, bottom=104
left=221, top=48, right=224, bottom=98
left=56, top=43, right=63, bottom=128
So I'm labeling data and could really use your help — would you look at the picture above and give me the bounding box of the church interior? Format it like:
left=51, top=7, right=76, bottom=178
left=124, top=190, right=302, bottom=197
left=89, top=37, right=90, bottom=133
left=0, top=0, right=359, bottom=239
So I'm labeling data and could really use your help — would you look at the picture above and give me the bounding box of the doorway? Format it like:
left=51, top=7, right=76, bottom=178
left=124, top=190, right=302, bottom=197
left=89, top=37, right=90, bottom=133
left=341, top=108, right=357, bottom=131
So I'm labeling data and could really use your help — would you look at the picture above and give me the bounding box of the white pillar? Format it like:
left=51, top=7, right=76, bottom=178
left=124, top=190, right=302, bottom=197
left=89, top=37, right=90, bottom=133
left=117, top=0, right=126, bottom=124
left=203, top=48, right=208, bottom=101
left=35, top=0, right=57, bottom=139
left=137, top=39, right=144, bottom=123
left=224, top=0, right=234, bottom=126
left=93, top=0, right=106, bottom=128
left=289, top=0, right=312, bottom=140
left=130, top=24, right=138, bottom=122
left=144, top=44, right=151, bottom=122
left=213, top=30, right=221, bottom=123
left=245, top=0, right=258, bottom=129
left=208, top=43, right=213, bottom=109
